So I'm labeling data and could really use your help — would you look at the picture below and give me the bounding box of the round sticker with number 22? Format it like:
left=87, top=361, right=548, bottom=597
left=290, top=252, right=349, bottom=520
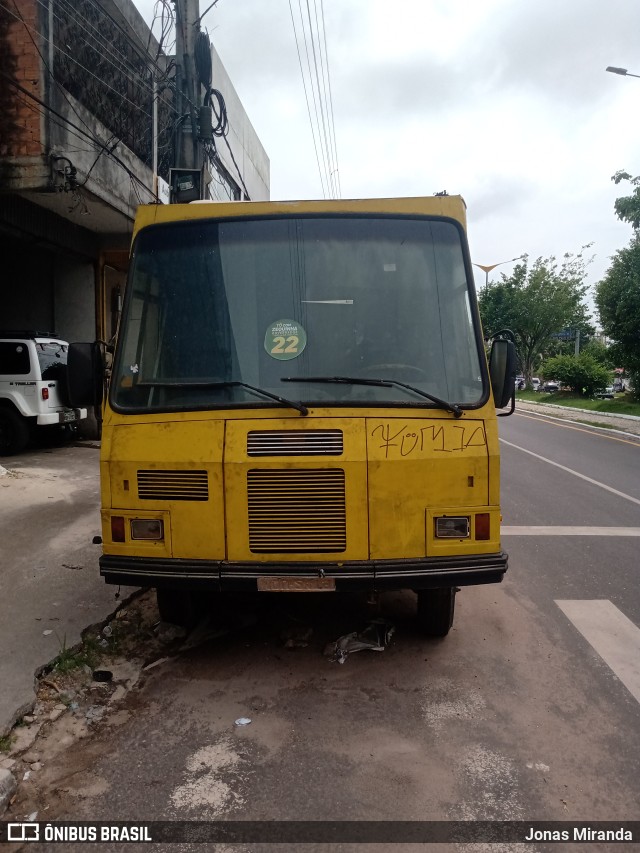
left=265, top=319, right=307, bottom=360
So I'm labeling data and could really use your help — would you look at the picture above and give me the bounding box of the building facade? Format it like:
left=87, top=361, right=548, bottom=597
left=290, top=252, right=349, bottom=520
left=0, top=0, right=269, bottom=348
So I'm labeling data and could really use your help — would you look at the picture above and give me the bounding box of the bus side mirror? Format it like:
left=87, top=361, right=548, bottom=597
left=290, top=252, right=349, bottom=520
left=489, top=339, right=517, bottom=409
left=67, top=342, right=104, bottom=409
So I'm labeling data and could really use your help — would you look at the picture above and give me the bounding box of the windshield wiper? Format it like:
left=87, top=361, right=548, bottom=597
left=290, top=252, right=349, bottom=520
left=281, top=375, right=462, bottom=418
left=136, top=380, right=308, bottom=416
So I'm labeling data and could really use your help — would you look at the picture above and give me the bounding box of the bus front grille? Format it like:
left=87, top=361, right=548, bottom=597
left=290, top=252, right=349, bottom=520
left=137, top=469, right=209, bottom=501
left=247, top=468, right=346, bottom=553
left=247, top=430, right=343, bottom=456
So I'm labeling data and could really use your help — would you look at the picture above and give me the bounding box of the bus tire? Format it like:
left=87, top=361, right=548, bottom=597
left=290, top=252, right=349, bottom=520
left=416, top=587, right=456, bottom=637
left=156, top=588, right=205, bottom=629
left=0, top=408, right=30, bottom=456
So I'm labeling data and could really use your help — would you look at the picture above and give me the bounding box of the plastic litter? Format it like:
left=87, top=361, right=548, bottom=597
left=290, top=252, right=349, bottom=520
left=42, top=630, right=53, bottom=636
left=234, top=717, right=252, bottom=727
left=102, top=625, right=113, bottom=638
left=325, top=619, right=395, bottom=664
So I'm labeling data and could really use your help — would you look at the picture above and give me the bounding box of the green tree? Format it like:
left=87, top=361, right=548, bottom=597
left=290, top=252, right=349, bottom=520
left=580, top=338, right=614, bottom=369
left=479, top=251, right=594, bottom=385
left=541, top=353, right=610, bottom=397
left=612, top=171, right=640, bottom=230
left=595, top=233, right=640, bottom=397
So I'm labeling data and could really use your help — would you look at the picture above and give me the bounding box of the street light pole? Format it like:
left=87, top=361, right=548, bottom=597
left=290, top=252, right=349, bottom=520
left=472, top=255, right=525, bottom=289
left=606, top=66, right=640, bottom=79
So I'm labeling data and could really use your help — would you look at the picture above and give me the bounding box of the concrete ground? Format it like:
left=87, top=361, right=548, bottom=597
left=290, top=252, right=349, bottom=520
left=0, top=441, right=137, bottom=736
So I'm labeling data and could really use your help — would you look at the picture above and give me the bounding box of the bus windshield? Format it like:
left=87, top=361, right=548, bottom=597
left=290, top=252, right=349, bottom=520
left=112, top=215, right=485, bottom=413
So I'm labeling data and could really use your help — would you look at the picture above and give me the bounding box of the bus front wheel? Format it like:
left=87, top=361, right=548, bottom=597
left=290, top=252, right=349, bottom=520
left=416, top=587, right=456, bottom=637
left=156, top=588, right=205, bottom=629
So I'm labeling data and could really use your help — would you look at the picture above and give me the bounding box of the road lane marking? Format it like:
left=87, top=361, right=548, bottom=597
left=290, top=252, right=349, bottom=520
left=556, top=600, right=640, bottom=706
left=502, top=526, right=640, bottom=536
left=500, top=438, right=640, bottom=507
left=515, top=411, right=640, bottom=447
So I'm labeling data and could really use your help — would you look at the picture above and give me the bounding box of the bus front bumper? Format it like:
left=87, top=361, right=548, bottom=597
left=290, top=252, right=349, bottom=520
left=100, top=552, right=508, bottom=592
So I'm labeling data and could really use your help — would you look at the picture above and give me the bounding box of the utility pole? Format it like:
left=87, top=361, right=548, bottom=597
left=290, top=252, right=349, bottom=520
left=173, top=0, right=202, bottom=196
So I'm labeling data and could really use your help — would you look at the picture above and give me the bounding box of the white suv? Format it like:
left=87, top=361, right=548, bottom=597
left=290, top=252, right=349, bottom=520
left=0, top=331, right=88, bottom=455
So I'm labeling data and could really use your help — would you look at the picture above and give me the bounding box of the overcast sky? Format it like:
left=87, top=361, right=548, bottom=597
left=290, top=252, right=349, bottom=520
left=133, top=0, right=640, bottom=308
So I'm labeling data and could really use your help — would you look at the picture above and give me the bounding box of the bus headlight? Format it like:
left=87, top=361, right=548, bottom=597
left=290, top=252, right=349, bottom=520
left=130, top=518, right=164, bottom=540
left=435, top=516, right=470, bottom=538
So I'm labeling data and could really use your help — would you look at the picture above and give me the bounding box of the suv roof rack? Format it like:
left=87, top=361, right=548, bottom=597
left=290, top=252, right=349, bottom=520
left=0, top=330, right=59, bottom=339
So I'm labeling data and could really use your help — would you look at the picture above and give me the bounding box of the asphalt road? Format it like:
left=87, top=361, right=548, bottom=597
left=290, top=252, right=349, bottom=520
left=4, top=412, right=640, bottom=852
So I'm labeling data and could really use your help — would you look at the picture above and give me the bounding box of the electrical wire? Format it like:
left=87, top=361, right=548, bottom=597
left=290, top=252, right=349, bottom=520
left=319, top=0, right=341, bottom=197
left=287, top=0, right=340, bottom=198
left=288, top=0, right=326, bottom=197
left=303, top=0, right=335, bottom=197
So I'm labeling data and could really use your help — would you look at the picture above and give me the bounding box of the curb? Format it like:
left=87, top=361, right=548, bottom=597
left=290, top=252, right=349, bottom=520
left=515, top=404, right=640, bottom=441
left=516, top=400, right=640, bottom=422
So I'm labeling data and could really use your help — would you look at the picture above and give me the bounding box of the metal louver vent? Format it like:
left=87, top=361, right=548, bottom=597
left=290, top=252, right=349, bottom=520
left=137, top=470, right=208, bottom=501
left=247, top=468, right=346, bottom=553
left=247, top=430, right=343, bottom=457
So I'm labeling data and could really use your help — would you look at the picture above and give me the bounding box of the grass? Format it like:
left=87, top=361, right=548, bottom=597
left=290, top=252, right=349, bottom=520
left=516, top=390, right=640, bottom=417
left=0, top=734, right=13, bottom=753
left=52, top=633, right=102, bottom=674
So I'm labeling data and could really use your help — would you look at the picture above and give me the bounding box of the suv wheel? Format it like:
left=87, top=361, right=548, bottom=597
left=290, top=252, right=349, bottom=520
left=0, top=408, right=30, bottom=455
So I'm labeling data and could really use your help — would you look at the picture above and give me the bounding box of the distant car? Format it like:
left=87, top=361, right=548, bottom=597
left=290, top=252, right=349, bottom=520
left=594, top=386, right=615, bottom=399
left=531, top=377, right=541, bottom=391
left=542, top=380, right=559, bottom=393
left=516, top=376, right=525, bottom=390
left=613, top=379, right=625, bottom=392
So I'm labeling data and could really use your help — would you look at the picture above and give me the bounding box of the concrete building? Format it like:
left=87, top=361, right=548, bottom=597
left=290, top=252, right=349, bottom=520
left=0, top=0, right=269, bottom=348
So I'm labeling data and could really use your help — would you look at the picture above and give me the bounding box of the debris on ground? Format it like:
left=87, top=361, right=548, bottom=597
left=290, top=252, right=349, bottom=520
left=281, top=626, right=313, bottom=649
left=324, top=619, right=395, bottom=664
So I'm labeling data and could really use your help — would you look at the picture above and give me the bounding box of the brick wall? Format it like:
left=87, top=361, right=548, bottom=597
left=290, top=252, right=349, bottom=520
left=0, top=0, right=42, bottom=159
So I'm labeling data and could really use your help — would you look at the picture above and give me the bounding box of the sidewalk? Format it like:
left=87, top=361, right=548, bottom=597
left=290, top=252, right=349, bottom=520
left=0, top=444, right=137, bottom=736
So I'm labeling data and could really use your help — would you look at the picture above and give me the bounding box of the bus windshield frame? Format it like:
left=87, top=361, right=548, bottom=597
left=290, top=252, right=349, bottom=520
left=110, top=213, right=489, bottom=415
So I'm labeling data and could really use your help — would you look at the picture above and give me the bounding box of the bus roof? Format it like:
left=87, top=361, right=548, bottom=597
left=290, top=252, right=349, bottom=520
left=132, top=195, right=468, bottom=240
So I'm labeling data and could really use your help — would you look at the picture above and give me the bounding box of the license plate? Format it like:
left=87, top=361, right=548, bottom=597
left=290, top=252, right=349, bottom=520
left=62, top=410, right=77, bottom=423
left=257, top=577, right=336, bottom=592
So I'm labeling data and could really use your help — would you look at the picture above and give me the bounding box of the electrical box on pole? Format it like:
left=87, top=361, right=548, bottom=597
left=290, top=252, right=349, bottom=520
left=170, top=168, right=203, bottom=203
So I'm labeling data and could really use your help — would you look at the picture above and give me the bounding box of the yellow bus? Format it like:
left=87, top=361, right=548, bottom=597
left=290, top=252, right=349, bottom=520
left=69, top=195, right=515, bottom=636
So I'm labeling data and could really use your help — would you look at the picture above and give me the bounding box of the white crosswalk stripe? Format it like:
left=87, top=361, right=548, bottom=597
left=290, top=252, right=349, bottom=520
left=503, top=526, right=640, bottom=536
left=556, top=600, right=640, bottom=706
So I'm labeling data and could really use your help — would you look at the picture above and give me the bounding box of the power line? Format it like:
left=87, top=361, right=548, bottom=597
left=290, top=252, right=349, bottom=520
left=319, top=0, right=341, bottom=197
left=304, top=0, right=332, bottom=195
left=288, top=0, right=326, bottom=197
left=288, top=0, right=340, bottom=198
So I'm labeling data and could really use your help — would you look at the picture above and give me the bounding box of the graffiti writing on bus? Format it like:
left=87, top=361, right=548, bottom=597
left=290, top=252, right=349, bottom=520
left=370, top=422, right=486, bottom=458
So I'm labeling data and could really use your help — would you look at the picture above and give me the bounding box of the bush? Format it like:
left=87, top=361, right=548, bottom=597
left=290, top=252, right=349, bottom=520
left=541, top=354, right=610, bottom=397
